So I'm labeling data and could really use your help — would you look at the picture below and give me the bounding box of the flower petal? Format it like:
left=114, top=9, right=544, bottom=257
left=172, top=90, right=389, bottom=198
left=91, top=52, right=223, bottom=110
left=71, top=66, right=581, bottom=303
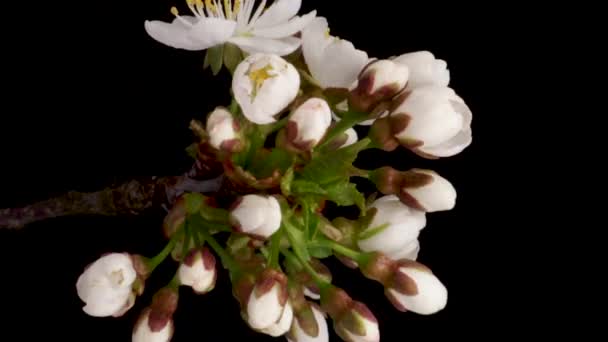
left=188, top=17, right=237, bottom=48
left=314, top=39, right=369, bottom=89
left=229, top=36, right=301, bottom=56
left=302, top=17, right=331, bottom=78
left=254, top=0, right=302, bottom=28
left=252, top=10, right=316, bottom=38
left=145, top=18, right=200, bottom=50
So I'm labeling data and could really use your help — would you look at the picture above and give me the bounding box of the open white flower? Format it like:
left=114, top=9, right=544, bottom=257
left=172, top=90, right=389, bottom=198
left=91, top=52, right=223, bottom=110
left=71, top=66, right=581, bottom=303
left=76, top=253, right=137, bottom=317
left=232, top=53, right=300, bottom=124
left=145, top=0, right=316, bottom=56
left=302, top=17, right=369, bottom=89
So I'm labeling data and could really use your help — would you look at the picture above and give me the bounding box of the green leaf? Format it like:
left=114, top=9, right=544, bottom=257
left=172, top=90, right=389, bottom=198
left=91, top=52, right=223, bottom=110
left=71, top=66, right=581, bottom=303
left=326, top=181, right=366, bottom=211
left=284, top=220, right=311, bottom=262
left=291, top=180, right=327, bottom=196
left=299, top=138, right=370, bottom=185
left=318, top=111, right=369, bottom=150
left=184, top=193, right=205, bottom=214
left=249, top=148, right=294, bottom=179
left=281, top=167, right=294, bottom=196
left=206, top=45, right=225, bottom=75
left=223, top=43, right=243, bottom=74
left=308, top=245, right=333, bottom=259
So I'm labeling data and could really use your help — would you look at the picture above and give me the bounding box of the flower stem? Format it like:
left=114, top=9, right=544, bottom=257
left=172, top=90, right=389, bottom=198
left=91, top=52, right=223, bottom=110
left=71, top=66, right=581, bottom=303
left=282, top=249, right=330, bottom=290
left=229, top=97, right=239, bottom=114
left=312, top=240, right=365, bottom=264
left=199, top=227, right=239, bottom=272
left=269, top=229, right=282, bottom=269
left=318, top=111, right=369, bottom=150
left=148, top=232, right=180, bottom=272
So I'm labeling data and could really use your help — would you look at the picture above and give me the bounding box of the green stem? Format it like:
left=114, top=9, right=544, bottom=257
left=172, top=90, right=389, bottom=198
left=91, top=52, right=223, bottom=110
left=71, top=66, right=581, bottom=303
left=199, top=227, right=239, bottom=272
left=282, top=249, right=329, bottom=289
left=148, top=234, right=179, bottom=272
left=269, top=229, right=282, bottom=269
left=350, top=166, right=370, bottom=179
left=312, top=240, right=365, bottom=264
left=229, top=97, right=239, bottom=114
left=318, top=111, right=369, bottom=150
left=181, top=223, right=192, bottom=260
left=167, top=272, right=181, bottom=289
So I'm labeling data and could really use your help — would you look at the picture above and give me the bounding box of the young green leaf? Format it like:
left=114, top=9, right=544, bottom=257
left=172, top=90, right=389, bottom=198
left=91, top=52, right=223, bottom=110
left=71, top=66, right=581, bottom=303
left=299, top=138, right=370, bottom=185
left=291, top=180, right=327, bottom=196
left=358, top=223, right=390, bottom=241
left=325, top=181, right=366, bottom=211
left=281, top=167, right=294, bottom=196
left=249, top=148, right=294, bottom=179
left=308, top=246, right=333, bottom=259
left=207, top=44, right=225, bottom=75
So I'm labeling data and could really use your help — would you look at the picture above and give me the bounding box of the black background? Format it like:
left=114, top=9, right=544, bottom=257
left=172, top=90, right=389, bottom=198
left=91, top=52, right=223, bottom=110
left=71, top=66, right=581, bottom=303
left=0, top=0, right=529, bottom=340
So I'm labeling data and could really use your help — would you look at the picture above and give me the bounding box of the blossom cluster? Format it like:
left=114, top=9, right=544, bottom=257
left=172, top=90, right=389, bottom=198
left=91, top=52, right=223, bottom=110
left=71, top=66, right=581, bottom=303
left=76, top=1, right=473, bottom=341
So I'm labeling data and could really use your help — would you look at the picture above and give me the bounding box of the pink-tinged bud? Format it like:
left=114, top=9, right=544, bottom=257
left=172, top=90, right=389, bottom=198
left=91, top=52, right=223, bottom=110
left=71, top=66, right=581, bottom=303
left=359, top=252, right=396, bottom=285
left=287, top=98, right=333, bottom=150
left=132, top=288, right=178, bottom=342
left=246, top=269, right=293, bottom=336
left=230, top=195, right=282, bottom=239
left=170, top=237, right=196, bottom=262
left=232, top=273, right=257, bottom=308
left=320, top=287, right=353, bottom=319
left=368, top=116, right=400, bottom=152
left=369, top=166, right=404, bottom=195
left=393, top=51, right=450, bottom=90
left=390, top=85, right=472, bottom=158
left=334, top=302, right=380, bottom=342
left=178, top=248, right=217, bottom=294
left=350, top=59, right=409, bottom=112
left=287, top=304, right=329, bottom=342
left=357, top=195, right=426, bottom=259
left=163, top=195, right=187, bottom=238
left=76, top=253, right=138, bottom=318
left=386, top=260, right=447, bottom=315
left=206, top=107, right=242, bottom=152
left=132, top=308, right=174, bottom=342
left=399, top=169, right=456, bottom=212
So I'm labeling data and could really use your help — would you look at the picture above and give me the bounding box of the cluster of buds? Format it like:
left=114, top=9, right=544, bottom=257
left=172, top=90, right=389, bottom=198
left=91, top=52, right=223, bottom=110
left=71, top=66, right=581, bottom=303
left=286, top=282, right=329, bottom=342
left=360, top=253, right=447, bottom=315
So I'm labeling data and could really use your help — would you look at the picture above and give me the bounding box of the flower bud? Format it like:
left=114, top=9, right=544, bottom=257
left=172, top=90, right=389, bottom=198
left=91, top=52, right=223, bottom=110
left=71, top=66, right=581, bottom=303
left=334, top=302, right=380, bottom=342
left=368, top=116, right=399, bottom=151
left=233, top=53, right=300, bottom=125
left=399, top=169, right=456, bottom=212
left=230, top=195, right=282, bottom=239
left=206, top=107, right=241, bottom=151
left=246, top=269, right=293, bottom=336
left=385, top=260, right=447, bottom=315
left=393, top=51, right=450, bottom=89
left=357, top=195, right=426, bottom=258
left=287, top=259, right=332, bottom=300
left=76, top=253, right=138, bottom=317
left=177, top=247, right=217, bottom=294
left=287, top=304, right=329, bottom=342
left=390, top=86, right=472, bottom=158
left=286, top=98, right=332, bottom=150
left=350, top=59, right=409, bottom=112
left=162, top=195, right=187, bottom=238
left=385, top=239, right=420, bottom=261
left=132, top=288, right=178, bottom=342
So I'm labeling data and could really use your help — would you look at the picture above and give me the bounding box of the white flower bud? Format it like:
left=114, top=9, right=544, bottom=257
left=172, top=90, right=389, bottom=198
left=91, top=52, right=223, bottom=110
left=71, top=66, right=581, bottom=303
left=359, top=60, right=409, bottom=96
left=287, top=98, right=332, bottom=150
left=386, top=239, right=420, bottom=261
left=401, top=169, right=456, bottom=212
left=357, top=196, right=426, bottom=257
left=387, top=264, right=447, bottom=315
left=287, top=305, right=329, bottom=342
left=230, top=195, right=282, bottom=239
left=233, top=53, right=300, bottom=125
left=76, top=253, right=137, bottom=317
left=206, top=107, right=238, bottom=150
left=246, top=270, right=291, bottom=335
left=132, top=308, right=174, bottom=342
left=393, top=51, right=450, bottom=89
left=391, top=85, right=472, bottom=157
left=335, top=302, right=380, bottom=342
left=177, top=248, right=216, bottom=294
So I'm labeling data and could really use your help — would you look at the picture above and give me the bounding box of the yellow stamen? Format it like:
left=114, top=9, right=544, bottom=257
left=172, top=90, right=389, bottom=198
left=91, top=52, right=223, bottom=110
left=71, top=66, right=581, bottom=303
left=186, top=0, right=195, bottom=6
left=224, top=0, right=232, bottom=19
left=195, top=0, right=204, bottom=13
left=205, top=0, right=217, bottom=13
left=170, top=6, right=179, bottom=16
left=248, top=64, right=276, bottom=98
left=325, top=28, right=331, bottom=38
left=234, top=0, right=242, bottom=15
